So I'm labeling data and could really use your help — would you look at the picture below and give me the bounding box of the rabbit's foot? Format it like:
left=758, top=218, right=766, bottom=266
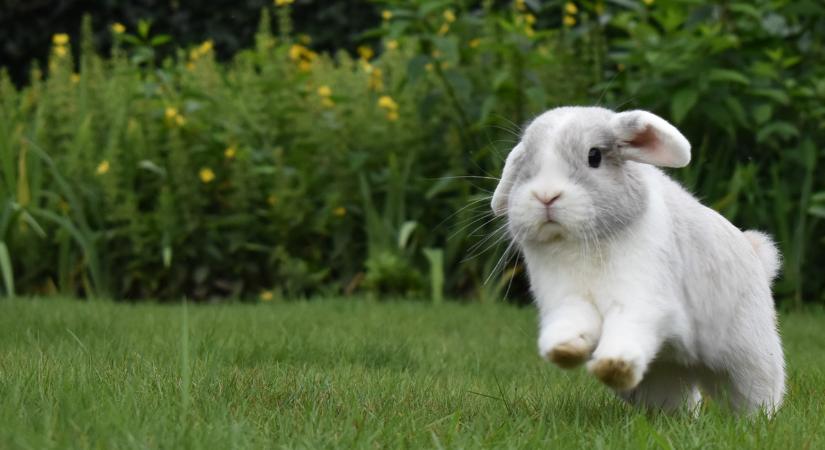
left=588, top=357, right=643, bottom=391
left=545, top=337, right=592, bottom=369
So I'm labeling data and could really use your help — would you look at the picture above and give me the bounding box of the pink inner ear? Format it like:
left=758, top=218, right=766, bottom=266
left=628, top=125, right=659, bottom=151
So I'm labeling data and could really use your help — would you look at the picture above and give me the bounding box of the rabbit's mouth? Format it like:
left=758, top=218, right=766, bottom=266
left=532, top=221, right=566, bottom=243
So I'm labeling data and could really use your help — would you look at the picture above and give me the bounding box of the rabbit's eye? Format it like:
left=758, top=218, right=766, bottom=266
left=588, top=148, right=602, bottom=168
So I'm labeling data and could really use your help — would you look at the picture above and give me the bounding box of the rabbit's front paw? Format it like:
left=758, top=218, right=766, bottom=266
left=588, top=356, right=643, bottom=391
left=546, top=339, right=591, bottom=368
left=540, top=331, right=596, bottom=369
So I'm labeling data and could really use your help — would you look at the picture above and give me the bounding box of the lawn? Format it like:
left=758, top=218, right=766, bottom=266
left=1, top=299, right=823, bottom=449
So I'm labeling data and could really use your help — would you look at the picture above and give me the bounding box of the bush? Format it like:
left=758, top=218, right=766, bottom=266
left=597, top=0, right=825, bottom=307
left=0, top=3, right=591, bottom=301
left=1, top=0, right=823, bottom=305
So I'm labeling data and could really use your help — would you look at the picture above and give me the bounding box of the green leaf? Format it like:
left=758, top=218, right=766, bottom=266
left=728, top=3, right=761, bottom=19
left=150, top=35, right=172, bottom=46
left=137, top=20, right=151, bottom=39
left=406, top=55, right=429, bottom=83
left=723, top=96, right=747, bottom=126
left=422, top=247, right=444, bottom=304
left=425, top=177, right=454, bottom=200
left=809, top=206, right=825, bottom=219
left=708, top=69, right=751, bottom=86
left=398, top=221, right=418, bottom=250
left=119, top=34, right=142, bottom=46
left=0, top=241, right=14, bottom=297
left=670, top=88, right=698, bottom=123
left=480, top=96, right=498, bottom=123
left=751, top=88, right=790, bottom=105
left=419, top=0, right=453, bottom=17
left=756, top=122, right=799, bottom=143
left=753, top=104, right=773, bottom=125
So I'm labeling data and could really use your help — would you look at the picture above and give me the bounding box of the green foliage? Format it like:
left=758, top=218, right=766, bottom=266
left=594, top=0, right=825, bottom=306
left=2, top=298, right=825, bottom=448
left=0, top=0, right=823, bottom=304
left=0, top=4, right=590, bottom=301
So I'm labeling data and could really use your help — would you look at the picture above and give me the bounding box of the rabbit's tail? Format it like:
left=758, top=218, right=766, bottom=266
left=743, top=230, right=781, bottom=282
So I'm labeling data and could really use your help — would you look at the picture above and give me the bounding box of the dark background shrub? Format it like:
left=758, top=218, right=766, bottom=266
left=0, top=0, right=380, bottom=86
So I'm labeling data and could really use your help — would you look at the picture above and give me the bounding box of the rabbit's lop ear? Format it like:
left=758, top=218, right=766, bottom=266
left=491, top=142, right=526, bottom=216
left=611, top=110, right=691, bottom=168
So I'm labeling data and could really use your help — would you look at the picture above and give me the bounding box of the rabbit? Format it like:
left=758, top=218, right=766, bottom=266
left=490, top=106, right=785, bottom=415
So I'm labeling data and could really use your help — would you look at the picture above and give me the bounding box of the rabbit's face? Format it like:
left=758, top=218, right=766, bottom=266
left=492, top=107, right=691, bottom=245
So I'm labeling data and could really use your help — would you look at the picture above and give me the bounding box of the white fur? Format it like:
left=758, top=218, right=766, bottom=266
left=493, top=107, right=785, bottom=415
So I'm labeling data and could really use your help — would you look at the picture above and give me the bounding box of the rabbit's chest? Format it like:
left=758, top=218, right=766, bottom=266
left=524, top=242, right=660, bottom=308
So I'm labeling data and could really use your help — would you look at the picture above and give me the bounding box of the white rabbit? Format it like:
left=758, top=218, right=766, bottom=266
left=491, top=106, right=785, bottom=415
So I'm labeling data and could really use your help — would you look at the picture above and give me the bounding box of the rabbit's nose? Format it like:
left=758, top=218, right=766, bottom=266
left=533, top=191, right=562, bottom=206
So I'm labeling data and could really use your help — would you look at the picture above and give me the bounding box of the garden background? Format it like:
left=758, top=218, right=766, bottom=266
left=1, top=0, right=824, bottom=306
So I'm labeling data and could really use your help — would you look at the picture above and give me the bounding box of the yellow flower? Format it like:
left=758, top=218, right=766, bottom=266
left=54, top=46, right=68, bottom=57
left=164, top=107, right=186, bottom=127
left=387, top=110, right=399, bottom=121
left=563, top=15, right=576, bottom=27
left=357, top=45, right=374, bottom=61
left=199, top=167, right=215, bottom=184
left=437, top=23, right=450, bottom=36
left=368, top=68, right=384, bottom=92
left=53, top=34, right=70, bottom=45
left=317, top=85, right=332, bottom=97
left=96, top=160, right=110, bottom=175
left=382, top=10, right=393, bottom=20
left=260, top=290, right=274, bottom=301
left=642, top=0, right=654, bottom=4
left=515, top=0, right=526, bottom=12
left=289, top=43, right=317, bottom=71
left=224, top=145, right=237, bottom=159
left=70, top=73, right=80, bottom=83
left=377, top=95, right=398, bottom=110
left=289, top=44, right=306, bottom=61
left=425, top=63, right=434, bottom=72
left=443, top=9, right=456, bottom=23
left=199, top=40, right=213, bottom=54
left=333, top=207, right=347, bottom=217
left=525, top=13, right=536, bottom=25
left=468, top=38, right=481, bottom=48
left=111, top=23, right=126, bottom=34
left=274, top=0, right=294, bottom=6
left=565, top=2, right=578, bottom=14
left=386, top=40, right=399, bottom=50
left=189, top=40, right=214, bottom=61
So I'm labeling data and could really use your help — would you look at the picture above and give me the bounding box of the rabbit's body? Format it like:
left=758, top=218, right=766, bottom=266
left=492, top=106, right=785, bottom=414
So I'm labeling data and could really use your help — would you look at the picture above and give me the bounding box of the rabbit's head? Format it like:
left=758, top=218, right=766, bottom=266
left=491, top=107, right=690, bottom=245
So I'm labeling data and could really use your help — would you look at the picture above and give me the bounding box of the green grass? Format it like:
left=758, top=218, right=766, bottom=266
left=1, top=299, right=824, bottom=449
